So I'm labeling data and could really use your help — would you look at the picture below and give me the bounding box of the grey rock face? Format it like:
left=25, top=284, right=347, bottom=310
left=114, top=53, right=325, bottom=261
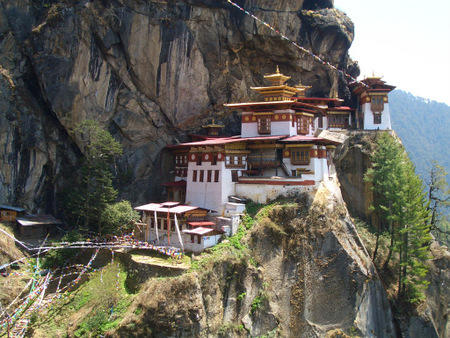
left=0, top=0, right=355, bottom=211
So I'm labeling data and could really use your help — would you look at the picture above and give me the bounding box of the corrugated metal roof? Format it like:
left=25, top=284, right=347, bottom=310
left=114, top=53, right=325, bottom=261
left=182, top=227, right=215, bottom=235
left=16, top=214, right=62, bottom=227
left=0, top=205, right=27, bottom=212
left=160, top=201, right=181, bottom=207
left=134, top=203, right=199, bottom=214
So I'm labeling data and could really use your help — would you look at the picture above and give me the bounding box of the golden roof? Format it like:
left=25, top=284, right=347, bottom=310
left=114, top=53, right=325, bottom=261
left=202, top=118, right=225, bottom=129
left=263, top=66, right=291, bottom=85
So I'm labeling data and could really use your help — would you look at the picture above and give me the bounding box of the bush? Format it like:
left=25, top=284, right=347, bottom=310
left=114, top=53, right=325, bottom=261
left=101, top=200, right=139, bottom=235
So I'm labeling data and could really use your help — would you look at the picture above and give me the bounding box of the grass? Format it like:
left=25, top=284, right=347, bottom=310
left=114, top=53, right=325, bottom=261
left=0, top=221, right=16, bottom=236
left=29, top=263, right=134, bottom=337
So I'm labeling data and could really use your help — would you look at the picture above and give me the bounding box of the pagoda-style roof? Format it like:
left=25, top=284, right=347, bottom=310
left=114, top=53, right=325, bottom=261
left=263, top=65, right=290, bottom=85
left=350, top=76, right=396, bottom=95
left=202, top=118, right=225, bottom=129
left=250, top=66, right=308, bottom=101
left=202, top=118, right=225, bottom=136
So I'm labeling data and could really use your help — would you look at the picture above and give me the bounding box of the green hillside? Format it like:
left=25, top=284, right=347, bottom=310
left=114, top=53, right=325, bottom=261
left=390, top=90, right=450, bottom=183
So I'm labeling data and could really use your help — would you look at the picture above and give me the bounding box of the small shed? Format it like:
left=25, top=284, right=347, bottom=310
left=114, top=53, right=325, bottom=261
left=16, top=214, right=62, bottom=238
left=183, top=227, right=224, bottom=253
left=0, top=205, right=27, bottom=222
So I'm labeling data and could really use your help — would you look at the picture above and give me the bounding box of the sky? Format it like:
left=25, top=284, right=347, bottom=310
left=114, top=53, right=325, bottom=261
left=335, top=0, right=450, bottom=106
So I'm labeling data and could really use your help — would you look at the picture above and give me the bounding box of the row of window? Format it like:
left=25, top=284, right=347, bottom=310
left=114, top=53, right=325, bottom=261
left=196, top=155, right=218, bottom=166
left=225, top=155, right=246, bottom=168
left=290, top=149, right=310, bottom=165
left=256, top=116, right=315, bottom=135
left=175, top=155, right=188, bottom=166
left=193, top=170, right=220, bottom=183
left=329, top=115, right=349, bottom=128
left=175, top=168, right=188, bottom=177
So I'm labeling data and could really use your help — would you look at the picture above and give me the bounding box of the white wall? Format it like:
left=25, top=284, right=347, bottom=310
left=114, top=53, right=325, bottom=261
left=362, top=102, right=391, bottom=130
left=235, top=181, right=317, bottom=203
left=271, top=120, right=296, bottom=136
left=185, top=161, right=236, bottom=214
left=184, top=234, right=222, bottom=253
left=241, top=121, right=258, bottom=137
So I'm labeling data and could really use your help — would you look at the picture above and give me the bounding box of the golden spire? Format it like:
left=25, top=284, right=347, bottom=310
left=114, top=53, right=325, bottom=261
left=264, top=66, right=291, bottom=86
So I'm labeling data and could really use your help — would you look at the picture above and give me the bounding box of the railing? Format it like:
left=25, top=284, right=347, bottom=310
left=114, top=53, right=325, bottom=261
left=247, top=158, right=280, bottom=168
left=328, top=122, right=349, bottom=129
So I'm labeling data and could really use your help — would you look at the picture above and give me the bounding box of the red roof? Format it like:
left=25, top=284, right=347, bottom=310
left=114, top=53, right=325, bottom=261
left=328, top=106, right=354, bottom=111
left=167, top=136, right=242, bottom=148
left=280, top=135, right=341, bottom=145
left=160, top=181, right=187, bottom=187
left=240, top=135, right=288, bottom=142
left=279, top=135, right=323, bottom=142
left=295, top=97, right=342, bottom=102
left=188, top=221, right=216, bottom=227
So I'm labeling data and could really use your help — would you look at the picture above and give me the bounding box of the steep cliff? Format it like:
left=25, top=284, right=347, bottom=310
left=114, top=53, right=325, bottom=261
left=0, top=0, right=357, bottom=212
left=112, top=183, right=397, bottom=337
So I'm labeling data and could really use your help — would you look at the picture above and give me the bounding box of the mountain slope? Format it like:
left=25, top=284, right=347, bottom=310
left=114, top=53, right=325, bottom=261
left=390, top=90, right=450, bottom=182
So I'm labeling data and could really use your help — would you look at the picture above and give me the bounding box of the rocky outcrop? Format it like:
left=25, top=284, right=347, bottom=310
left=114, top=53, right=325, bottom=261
left=0, top=0, right=356, bottom=212
left=116, top=184, right=397, bottom=337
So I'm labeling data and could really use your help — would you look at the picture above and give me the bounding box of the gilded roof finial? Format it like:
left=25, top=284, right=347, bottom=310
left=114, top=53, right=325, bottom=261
left=276, top=65, right=280, bottom=74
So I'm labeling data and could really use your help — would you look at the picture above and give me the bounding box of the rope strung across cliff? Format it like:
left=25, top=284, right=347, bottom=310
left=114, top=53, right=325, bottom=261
left=226, top=0, right=364, bottom=86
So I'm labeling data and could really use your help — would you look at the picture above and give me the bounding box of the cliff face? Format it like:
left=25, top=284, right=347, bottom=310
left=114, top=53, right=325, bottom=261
left=115, top=183, right=397, bottom=337
left=0, top=0, right=356, bottom=212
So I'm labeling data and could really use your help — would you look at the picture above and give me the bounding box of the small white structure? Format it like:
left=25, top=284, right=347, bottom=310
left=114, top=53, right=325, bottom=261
left=350, top=76, right=396, bottom=130
left=134, top=202, right=224, bottom=252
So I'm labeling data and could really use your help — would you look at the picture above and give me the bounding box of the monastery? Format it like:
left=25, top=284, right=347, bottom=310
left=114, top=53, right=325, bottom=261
left=135, top=68, right=395, bottom=252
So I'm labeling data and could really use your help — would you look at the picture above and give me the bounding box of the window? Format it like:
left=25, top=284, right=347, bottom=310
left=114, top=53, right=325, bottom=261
left=193, top=170, right=197, bottom=182
left=258, top=117, right=271, bottom=134
left=214, top=170, right=219, bottom=182
left=371, top=97, right=384, bottom=112
left=225, top=155, right=246, bottom=169
left=207, top=170, right=212, bottom=182
left=374, top=114, right=382, bottom=124
left=231, top=170, right=239, bottom=182
left=297, top=116, right=309, bottom=135
left=212, top=155, right=218, bottom=165
left=199, top=170, right=204, bottom=182
left=329, top=115, right=349, bottom=128
left=291, top=149, right=310, bottom=165
left=318, top=116, right=323, bottom=129
left=196, top=155, right=202, bottom=165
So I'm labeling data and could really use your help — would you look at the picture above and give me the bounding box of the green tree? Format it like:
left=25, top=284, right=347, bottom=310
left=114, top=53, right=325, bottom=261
left=101, top=200, right=139, bottom=235
left=365, top=132, right=432, bottom=304
left=364, top=132, right=405, bottom=264
left=396, top=159, right=431, bottom=304
left=427, top=161, right=450, bottom=246
left=68, top=120, right=122, bottom=233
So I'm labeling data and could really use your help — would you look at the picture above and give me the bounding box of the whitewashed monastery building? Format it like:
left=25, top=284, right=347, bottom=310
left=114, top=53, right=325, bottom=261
left=136, top=68, right=395, bottom=251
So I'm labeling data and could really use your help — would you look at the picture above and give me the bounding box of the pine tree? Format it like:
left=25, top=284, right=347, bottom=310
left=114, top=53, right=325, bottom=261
left=68, top=120, right=123, bottom=233
left=396, top=158, right=431, bottom=304
left=365, top=132, right=432, bottom=304
left=364, top=132, right=405, bottom=264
